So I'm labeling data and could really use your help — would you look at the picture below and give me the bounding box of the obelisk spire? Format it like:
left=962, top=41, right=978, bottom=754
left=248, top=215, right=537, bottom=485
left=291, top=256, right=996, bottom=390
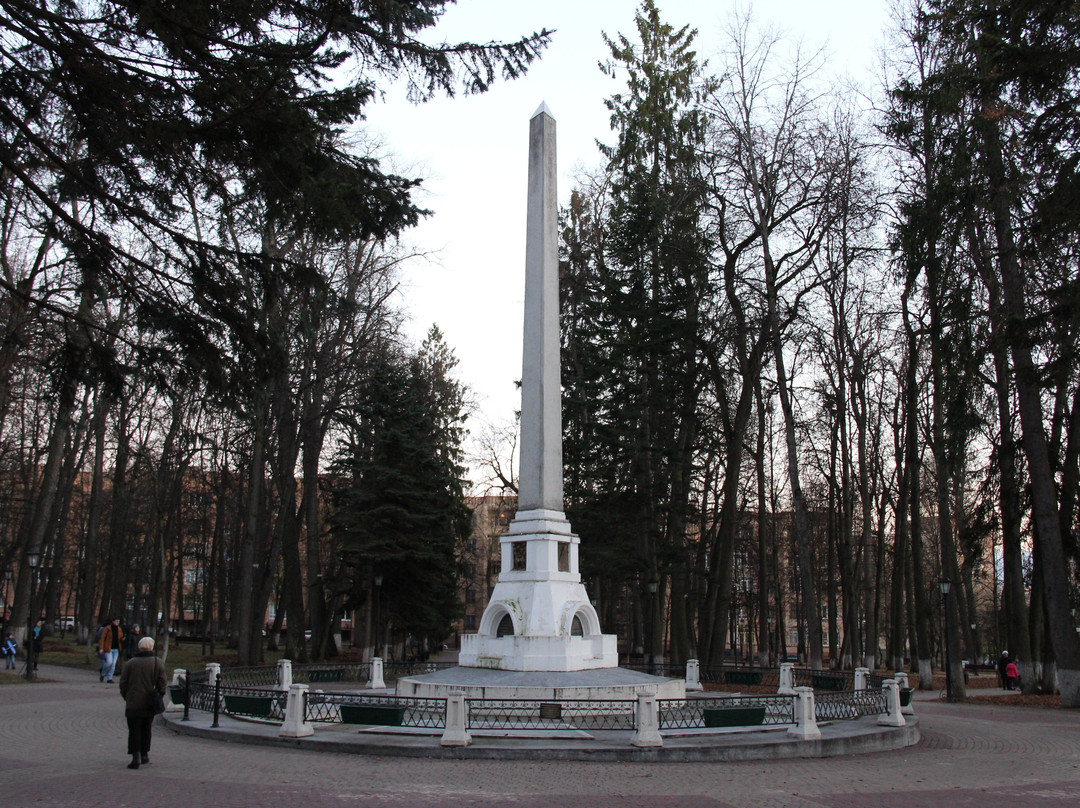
left=519, top=102, right=562, bottom=513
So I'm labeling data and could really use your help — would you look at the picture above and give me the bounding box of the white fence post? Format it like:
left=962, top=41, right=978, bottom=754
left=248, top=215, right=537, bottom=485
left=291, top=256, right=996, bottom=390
left=165, top=669, right=186, bottom=712
left=878, top=679, right=906, bottom=727
left=685, top=659, right=703, bottom=692
left=441, top=692, right=471, bottom=747
left=277, top=658, right=293, bottom=691
left=205, top=662, right=220, bottom=686
left=855, top=666, right=870, bottom=690
left=787, top=686, right=821, bottom=741
left=279, top=683, right=314, bottom=738
left=778, top=662, right=796, bottom=695
left=367, top=657, right=386, bottom=689
left=631, top=692, right=663, bottom=748
left=894, top=671, right=915, bottom=715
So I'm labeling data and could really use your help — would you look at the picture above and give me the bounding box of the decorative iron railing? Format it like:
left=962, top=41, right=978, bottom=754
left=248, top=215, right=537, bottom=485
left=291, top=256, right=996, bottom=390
left=465, top=699, right=638, bottom=731
left=177, top=664, right=899, bottom=732
left=658, top=694, right=794, bottom=729
left=305, top=692, right=445, bottom=728
left=815, top=689, right=888, bottom=720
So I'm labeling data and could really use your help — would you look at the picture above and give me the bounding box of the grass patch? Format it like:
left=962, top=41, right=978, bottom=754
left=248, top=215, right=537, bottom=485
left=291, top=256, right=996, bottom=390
left=34, top=637, right=286, bottom=673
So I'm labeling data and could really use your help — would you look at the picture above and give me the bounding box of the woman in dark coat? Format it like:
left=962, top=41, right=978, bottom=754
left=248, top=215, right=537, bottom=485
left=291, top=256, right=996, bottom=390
left=118, top=636, right=167, bottom=769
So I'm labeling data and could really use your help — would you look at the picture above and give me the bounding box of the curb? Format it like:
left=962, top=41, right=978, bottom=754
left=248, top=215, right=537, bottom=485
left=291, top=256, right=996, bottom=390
left=162, top=712, right=920, bottom=762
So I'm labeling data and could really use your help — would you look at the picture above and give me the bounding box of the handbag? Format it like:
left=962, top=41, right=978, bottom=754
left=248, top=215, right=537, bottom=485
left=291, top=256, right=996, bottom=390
left=150, top=690, right=166, bottom=715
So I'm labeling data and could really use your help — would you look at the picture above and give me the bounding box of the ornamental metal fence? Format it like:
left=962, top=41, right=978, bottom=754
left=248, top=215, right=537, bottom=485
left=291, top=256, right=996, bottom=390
left=697, top=666, right=780, bottom=689
left=292, top=663, right=368, bottom=685
left=305, top=692, right=446, bottom=728
left=177, top=664, right=900, bottom=732
left=465, top=699, right=638, bottom=731
left=214, top=665, right=281, bottom=687
left=793, top=667, right=854, bottom=691
left=658, top=694, right=795, bottom=729
left=815, top=689, right=888, bottom=721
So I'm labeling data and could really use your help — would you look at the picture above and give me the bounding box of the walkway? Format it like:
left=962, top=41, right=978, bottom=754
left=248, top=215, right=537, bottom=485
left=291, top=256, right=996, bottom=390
left=2, top=664, right=1078, bottom=806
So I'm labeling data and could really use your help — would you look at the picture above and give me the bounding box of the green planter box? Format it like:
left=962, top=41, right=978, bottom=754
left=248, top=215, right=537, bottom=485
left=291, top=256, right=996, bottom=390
left=899, top=688, right=913, bottom=708
left=723, top=671, right=764, bottom=686
left=339, top=704, right=406, bottom=726
left=702, top=706, right=766, bottom=728
left=224, top=694, right=276, bottom=718
left=167, top=685, right=186, bottom=706
left=308, top=668, right=344, bottom=683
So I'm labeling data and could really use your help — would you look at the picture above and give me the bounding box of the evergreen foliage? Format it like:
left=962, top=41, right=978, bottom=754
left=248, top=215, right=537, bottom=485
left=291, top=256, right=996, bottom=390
left=332, top=327, right=470, bottom=644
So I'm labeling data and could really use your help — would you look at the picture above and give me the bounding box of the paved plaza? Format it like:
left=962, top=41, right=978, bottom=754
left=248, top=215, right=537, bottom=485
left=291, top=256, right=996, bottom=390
left=2, top=663, right=1079, bottom=807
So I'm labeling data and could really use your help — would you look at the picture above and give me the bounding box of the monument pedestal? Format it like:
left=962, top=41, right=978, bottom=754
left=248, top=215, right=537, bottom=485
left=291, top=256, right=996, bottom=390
left=397, top=666, right=685, bottom=700
left=457, top=509, right=618, bottom=672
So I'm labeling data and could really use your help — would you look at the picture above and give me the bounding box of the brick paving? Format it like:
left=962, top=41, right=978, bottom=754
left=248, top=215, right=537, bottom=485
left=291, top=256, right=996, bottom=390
left=2, top=664, right=1078, bottom=807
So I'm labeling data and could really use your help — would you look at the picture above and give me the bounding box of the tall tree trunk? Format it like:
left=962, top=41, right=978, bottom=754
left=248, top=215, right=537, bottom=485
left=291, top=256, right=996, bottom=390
left=903, top=294, right=933, bottom=688
left=978, top=95, right=1080, bottom=705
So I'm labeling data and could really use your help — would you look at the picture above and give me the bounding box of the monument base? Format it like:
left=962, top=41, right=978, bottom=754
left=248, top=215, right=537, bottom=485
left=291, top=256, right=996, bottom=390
left=458, top=632, right=618, bottom=672
left=396, top=665, right=686, bottom=700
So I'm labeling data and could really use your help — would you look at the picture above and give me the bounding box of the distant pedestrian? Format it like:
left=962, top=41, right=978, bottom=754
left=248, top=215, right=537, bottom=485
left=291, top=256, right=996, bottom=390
left=118, top=636, right=166, bottom=770
left=31, top=619, right=42, bottom=669
left=124, top=625, right=143, bottom=661
left=2, top=633, right=16, bottom=669
left=98, top=617, right=124, bottom=683
left=1005, top=659, right=1019, bottom=691
left=997, top=650, right=1010, bottom=688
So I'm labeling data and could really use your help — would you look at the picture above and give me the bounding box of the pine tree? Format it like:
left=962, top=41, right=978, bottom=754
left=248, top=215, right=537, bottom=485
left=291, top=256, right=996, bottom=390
left=332, top=329, right=470, bottom=648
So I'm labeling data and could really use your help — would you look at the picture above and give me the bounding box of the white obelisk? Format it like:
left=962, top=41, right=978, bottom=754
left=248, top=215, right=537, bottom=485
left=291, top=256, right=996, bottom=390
left=458, top=104, right=617, bottom=671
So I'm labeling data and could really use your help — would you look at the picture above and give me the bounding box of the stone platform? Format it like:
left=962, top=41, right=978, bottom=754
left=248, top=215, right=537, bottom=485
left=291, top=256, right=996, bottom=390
left=396, top=665, right=686, bottom=700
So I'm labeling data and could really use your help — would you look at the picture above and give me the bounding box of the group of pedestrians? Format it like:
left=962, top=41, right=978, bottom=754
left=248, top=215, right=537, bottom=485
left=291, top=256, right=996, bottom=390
left=92, top=617, right=166, bottom=770
left=95, top=617, right=144, bottom=683
left=0, top=621, right=42, bottom=672
left=998, top=649, right=1020, bottom=690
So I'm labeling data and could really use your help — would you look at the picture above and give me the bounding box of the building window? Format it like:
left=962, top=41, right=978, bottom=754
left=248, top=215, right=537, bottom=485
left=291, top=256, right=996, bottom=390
left=464, top=614, right=477, bottom=631
left=512, top=542, right=526, bottom=571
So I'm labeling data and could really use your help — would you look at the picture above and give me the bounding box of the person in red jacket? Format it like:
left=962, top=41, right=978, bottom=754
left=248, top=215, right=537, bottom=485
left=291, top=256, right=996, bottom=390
left=1005, top=659, right=1019, bottom=690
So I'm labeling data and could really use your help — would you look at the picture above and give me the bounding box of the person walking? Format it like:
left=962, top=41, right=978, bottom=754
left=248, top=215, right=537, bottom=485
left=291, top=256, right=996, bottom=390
left=98, top=617, right=124, bottom=683
left=997, top=650, right=1010, bottom=689
left=118, top=636, right=166, bottom=770
left=2, top=633, right=16, bottom=669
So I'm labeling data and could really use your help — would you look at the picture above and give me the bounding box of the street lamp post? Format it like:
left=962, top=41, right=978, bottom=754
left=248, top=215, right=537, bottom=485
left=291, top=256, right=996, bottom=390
left=939, top=576, right=952, bottom=702
left=26, top=549, right=41, bottom=682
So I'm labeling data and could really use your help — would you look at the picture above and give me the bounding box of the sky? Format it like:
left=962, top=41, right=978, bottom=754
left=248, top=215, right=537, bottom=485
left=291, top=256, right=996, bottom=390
left=365, top=0, right=891, bottom=482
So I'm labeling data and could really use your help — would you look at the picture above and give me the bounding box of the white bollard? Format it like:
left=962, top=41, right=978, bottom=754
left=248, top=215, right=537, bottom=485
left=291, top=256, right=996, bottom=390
left=787, top=686, right=822, bottom=741
left=878, top=679, right=906, bottom=727
left=165, top=668, right=187, bottom=712
left=277, top=658, right=293, bottom=691
left=205, top=662, right=221, bottom=686
left=279, top=684, right=315, bottom=738
left=894, top=671, right=915, bottom=715
left=778, top=662, right=796, bottom=695
left=855, top=666, right=870, bottom=691
left=685, top=659, right=703, bottom=692
left=631, top=692, right=664, bottom=748
left=367, top=657, right=386, bottom=689
left=441, top=692, right=472, bottom=747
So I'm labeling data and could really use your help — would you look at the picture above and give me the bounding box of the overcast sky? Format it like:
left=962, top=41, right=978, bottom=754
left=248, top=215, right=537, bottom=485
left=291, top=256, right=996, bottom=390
left=365, top=0, right=890, bottom=482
